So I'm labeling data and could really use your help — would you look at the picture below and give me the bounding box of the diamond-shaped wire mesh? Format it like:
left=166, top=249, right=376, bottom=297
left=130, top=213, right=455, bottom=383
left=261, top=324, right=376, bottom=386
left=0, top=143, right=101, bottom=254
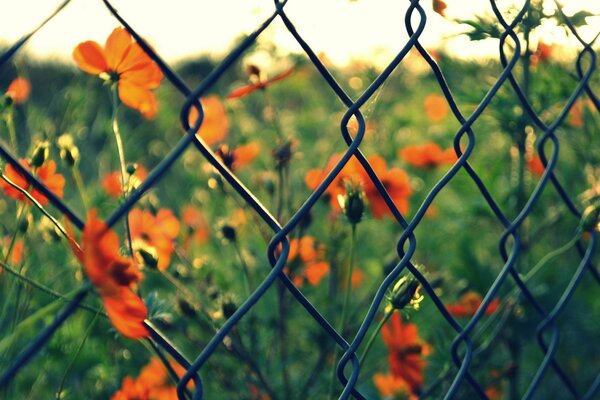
left=0, top=0, right=598, bottom=399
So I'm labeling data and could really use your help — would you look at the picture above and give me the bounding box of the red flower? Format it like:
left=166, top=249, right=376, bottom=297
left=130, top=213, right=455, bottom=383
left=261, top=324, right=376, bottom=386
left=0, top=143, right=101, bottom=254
left=445, top=291, right=500, bottom=318
left=73, top=27, right=163, bottom=119
left=69, top=210, right=149, bottom=339
left=305, top=154, right=412, bottom=219
left=381, top=313, right=430, bottom=395
left=227, top=67, right=294, bottom=99
left=399, top=142, right=457, bottom=168
left=5, top=77, right=31, bottom=104
left=0, top=159, right=65, bottom=206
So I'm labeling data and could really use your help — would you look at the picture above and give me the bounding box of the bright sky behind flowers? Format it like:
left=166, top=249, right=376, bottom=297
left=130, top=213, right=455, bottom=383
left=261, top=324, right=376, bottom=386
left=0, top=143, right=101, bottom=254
left=1, top=0, right=599, bottom=67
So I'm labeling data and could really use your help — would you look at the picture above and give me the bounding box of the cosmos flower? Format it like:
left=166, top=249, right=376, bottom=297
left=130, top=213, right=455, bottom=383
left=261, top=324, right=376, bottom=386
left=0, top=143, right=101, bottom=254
left=73, top=27, right=163, bottom=118
left=0, top=159, right=65, bottom=206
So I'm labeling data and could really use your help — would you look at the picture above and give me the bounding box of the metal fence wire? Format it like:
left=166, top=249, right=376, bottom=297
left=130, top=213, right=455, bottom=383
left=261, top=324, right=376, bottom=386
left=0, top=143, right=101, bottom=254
left=0, top=0, right=599, bottom=399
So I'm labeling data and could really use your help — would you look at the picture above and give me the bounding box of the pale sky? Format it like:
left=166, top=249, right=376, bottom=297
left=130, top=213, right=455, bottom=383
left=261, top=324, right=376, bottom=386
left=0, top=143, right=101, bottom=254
left=1, top=0, right=599, bottom=67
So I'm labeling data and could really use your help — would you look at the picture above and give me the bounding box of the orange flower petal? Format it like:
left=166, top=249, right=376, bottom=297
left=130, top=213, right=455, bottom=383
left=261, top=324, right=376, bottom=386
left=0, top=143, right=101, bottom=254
left=73, top=41, right=109, bottom=75
left=155, top=209, right=180, bottom=240
left=423, top=94, right=448, bottom=122
left=102, top=288, right=149, bottom=339
left=105, top=27, right=133, bottom=71
left=227, top=83, right=261, bottom=99
left=232, top=141, right=261, bottom=169
left=5, top=77, right=31, bottom=104
left=118, top=80, right=158, bottom=119
left=305, top=261, right=329, bottom=285
left=187, top=96, right=229, bottom=145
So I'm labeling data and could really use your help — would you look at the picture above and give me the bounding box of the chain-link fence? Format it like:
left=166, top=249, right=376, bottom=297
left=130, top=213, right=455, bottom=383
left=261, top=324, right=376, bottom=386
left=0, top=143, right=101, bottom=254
left=0, top=0, right=599, bottom=399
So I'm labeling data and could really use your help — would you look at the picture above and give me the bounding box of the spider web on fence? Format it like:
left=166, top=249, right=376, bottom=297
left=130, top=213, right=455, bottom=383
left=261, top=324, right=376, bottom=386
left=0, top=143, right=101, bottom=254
left=0, top=0, right=599, bottom=399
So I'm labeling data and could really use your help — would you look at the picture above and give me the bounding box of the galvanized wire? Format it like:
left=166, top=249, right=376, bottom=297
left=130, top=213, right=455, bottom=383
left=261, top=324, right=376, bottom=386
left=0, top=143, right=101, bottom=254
left=0, top=0, right=598, bottom=399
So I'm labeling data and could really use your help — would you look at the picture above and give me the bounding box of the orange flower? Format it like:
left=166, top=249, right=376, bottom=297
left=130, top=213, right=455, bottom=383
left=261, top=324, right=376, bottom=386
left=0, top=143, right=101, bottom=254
left=287, top=236, right=330, bottom=286
left=530, top=41, right=553, bottom=66
left=227, top=67, right=294, bottom=99
left=112, top=357, right=193, bottom=400
left=1, top=238, right=24, bottom=273
left=568, top=100, right=584, bottom=128
left=182, top=205, right=209, bottom=246
left=102, top=165, right=149, bottom=198
left=305, top=154, right=412, bottom=219
left=5, top=77, right=31, bottom=104
left=73, top=27, right=163, bottom=119
left=362, top=156, right=412, bottom=218
left=351, top=268, right=365, bottom=288
left=432, top=0, right=447, bottom=17
left=215, top=141, right=261, bottom=171
left=129, top=208, right=180, bottom=271
left=373, top=373, right=414, bottom=399
left=399, top=142, right=457, bottom=168
left=381, top=313, right=430, bottom=395
left=188, top=96, right=229, bottom=145
left=69, top=210, right=148, bottom=339
left=0, top=159, right=65, bottom=206
left=423, top=93, right=448, bottom=122
left=526, top=154, right=545, bottom=177
left=445, top=291, right=500, bottom=318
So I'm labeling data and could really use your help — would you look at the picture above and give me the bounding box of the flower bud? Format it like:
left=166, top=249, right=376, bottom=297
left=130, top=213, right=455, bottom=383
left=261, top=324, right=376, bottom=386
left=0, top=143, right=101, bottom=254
left=134, top=241, right=159, bottom=270
left=18, top=213, right=33, bottom=233
left=221, top=297, right=237, bottom=319
left=177, top=297, right=198, bottom=318
left=57, top=134, right=79, bottom=167
left=338, top=178, right=365, bottom=225
left=582, top=203, right=600, bottom=232
left=218, top=222, right=237, bottom=243
left=126, top=163, right=138, bottom=176
left=386, top=274, right=423, bottom=313
left=272, top=139, right=295, bottom=169
left=30, top=141, right=50, bottom=168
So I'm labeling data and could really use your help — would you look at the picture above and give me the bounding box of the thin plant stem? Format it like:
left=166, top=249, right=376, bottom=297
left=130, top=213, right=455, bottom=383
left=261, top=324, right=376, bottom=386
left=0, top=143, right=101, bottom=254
left=0, top=173, right=72, bottom=243
left=4, top=111, right=18, bottom=150
left=358, top=307, right=394, bottom=366
left=0, top=261, right=103, bottom=316
left=0, top=284, right=91, bottom=355
left=55, top=310, right=100, bottom=399
left=110, top=87, right=134, bottom=257
left=329, top=222, right=358, bottom=399
left=71, top=163, right=89, bottom=212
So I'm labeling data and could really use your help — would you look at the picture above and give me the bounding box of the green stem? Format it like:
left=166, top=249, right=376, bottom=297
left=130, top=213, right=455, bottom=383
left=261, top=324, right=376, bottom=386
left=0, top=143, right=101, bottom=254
left=0, top=173, right=70, bottom=241
left=71, top=163, right=89, bottom=212
left=110, top=87, right=134, bottom=257
left=233, top=241, right=252, bottom=298
left=55, top=310, right=100, bottom=399
left=0, top=261, right=102, bottom=315
left=339, top=223, right=357, bottom=336
left=0, top=285, right=91, bottom=355
left=329, top=223, right=358, bottom=399
left=359, top=307, right=394, bottom=366
left=4, top=110, right=18, bottom=150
